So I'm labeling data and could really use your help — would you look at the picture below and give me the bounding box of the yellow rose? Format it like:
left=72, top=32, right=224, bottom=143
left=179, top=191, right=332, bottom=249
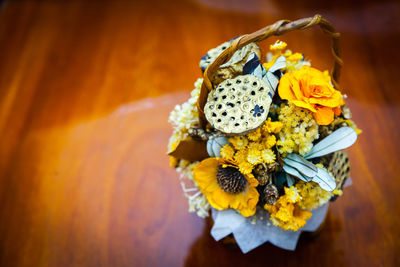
left=278, top=66, right=344, bottom=125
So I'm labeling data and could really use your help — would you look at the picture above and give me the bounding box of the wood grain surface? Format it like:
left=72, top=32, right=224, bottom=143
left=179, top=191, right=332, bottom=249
left=0, top=0, right=399, bottom=266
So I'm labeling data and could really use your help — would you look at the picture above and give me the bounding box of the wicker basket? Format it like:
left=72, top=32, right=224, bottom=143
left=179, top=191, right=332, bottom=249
left=198, top=14, right=350, bottom=244
left=197, top=14, right=343, bottom=129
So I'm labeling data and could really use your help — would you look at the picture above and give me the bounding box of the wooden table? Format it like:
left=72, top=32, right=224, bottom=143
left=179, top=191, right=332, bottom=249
left=0, top=0, right=399, bottom=266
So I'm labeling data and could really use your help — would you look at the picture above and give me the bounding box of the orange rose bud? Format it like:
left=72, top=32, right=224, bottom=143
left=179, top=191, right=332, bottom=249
left=278, top=66, right=344, bottom=125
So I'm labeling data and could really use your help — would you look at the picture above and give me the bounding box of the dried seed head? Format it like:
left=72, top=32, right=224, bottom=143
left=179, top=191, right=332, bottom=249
left=199, top=41, right=261, bottom=84
left=266, top=161, right=278, bottom=172
left=216, top=166, right=247, bottom=194
left=264, top=184, right=279, bottom=205
left=328, top=151, right=350, bottom=189
left=342, top=105, right=352, bottom=119
left=188, top=128, right=210, bottom=141
left=253, top=164, right=270, bottom=186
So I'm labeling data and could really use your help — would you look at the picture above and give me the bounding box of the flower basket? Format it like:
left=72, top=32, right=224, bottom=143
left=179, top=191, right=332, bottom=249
left=167, top=14, right=360, bottom=253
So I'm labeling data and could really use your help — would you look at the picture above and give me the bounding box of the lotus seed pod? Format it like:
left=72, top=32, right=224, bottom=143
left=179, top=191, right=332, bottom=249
left=206, top=136, right=229, bottom=157
left=204, top=75, right=272, bottom=135
left=199, top=41, right=261, bottom=85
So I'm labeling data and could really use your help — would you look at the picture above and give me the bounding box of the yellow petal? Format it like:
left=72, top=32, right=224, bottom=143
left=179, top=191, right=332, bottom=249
left=208, top=189, right=232, bottom=210
left=278, top=73, right=297, bottom=100
left=233, top=186, right=259, bottom=217
left=245, top=173, right=259, bottom=187
left=291, top=100, right=316, bottom=112
left=313, top=106, right=334, bottom=125
left=333, top=106, right=342, bottom=116
left=193, top=158, right=220, bottom=192
left=308, top=89, right=343, bottom=107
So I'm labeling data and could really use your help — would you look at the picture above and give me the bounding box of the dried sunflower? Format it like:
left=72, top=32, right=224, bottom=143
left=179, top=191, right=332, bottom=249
left=193, top=158, right=259, bottom=217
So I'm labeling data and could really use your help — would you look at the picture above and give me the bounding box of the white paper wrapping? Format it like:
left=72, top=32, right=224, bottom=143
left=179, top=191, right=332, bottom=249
left=210, top=177, right=352, bottom=253
left=211, top=204, right=329, bottom=253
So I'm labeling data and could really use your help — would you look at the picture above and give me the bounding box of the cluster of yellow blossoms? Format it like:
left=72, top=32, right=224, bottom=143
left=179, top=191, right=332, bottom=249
left=295, top=179, right=341, bottom=210
left=264, top=41, right=320, bottom=156
left=264, top=40, right=310, bottom=73
left=264, top=187, right=312, bottom=231
left=276, top=103, right=319, bottom=156
left=219, top=118, right=284, bottom=175
left=170, top=40, right=353, bottom=232
left=265, top=176, right=342, bottom=230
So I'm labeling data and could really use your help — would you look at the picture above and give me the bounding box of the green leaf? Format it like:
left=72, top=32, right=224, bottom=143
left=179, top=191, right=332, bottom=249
left=282, top=164, right=312, bottom=182
left=304, top=127, right=357, bottom=159
left=268, top=56, right=286, bottom=72
left=282, top=153, right=337, bottom=191
left=313, top=167, right=336, bottom=191
left=283, top=153, right=317, bottom=178
left=206, top=137, right=229, bottom=157
left=274, top=171, right=287, bottom=188
left=286, top=173, right=295, bottom=187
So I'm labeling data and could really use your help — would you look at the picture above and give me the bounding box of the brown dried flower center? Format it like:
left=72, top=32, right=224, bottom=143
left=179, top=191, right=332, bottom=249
left=216, top=166, right=247, bottom=194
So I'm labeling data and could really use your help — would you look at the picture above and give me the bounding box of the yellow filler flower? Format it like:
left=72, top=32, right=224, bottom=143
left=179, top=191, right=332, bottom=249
left=278, top=66, right=344, bottom=125
left=264, top=187, right=312, bottom=231
left=193, top=158, right=259, bottom=217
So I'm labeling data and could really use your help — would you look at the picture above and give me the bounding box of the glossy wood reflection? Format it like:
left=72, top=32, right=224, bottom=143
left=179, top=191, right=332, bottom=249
left=0, top=0, right=399, bottom=266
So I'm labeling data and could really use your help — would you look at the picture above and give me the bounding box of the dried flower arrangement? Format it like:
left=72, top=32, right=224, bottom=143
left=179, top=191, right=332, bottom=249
left=167, top=15, right=360, bottom=251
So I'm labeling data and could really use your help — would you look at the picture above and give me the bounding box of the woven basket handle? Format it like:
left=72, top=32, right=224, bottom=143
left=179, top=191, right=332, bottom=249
left=197, top=14, right=342, bottom=128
